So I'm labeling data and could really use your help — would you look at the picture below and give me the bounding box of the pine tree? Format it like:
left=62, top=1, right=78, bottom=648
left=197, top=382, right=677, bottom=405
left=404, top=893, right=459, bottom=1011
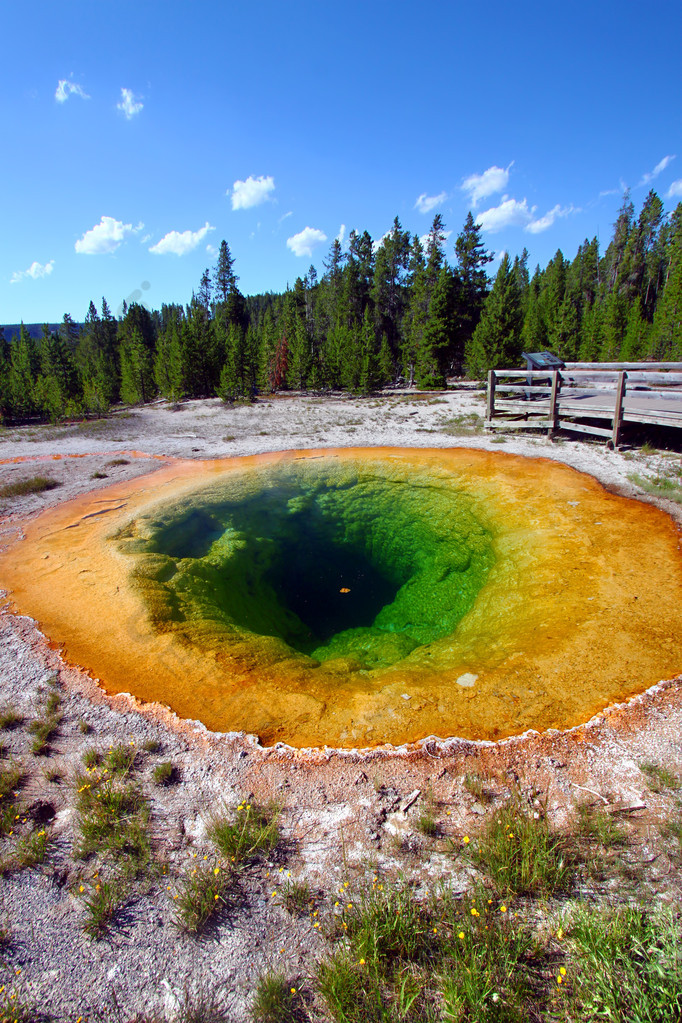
left=649, top=205, right=682, bottom=358
left=358, top=306, right=379, bottom=395
left=378, top=333, right=394, bottom=387
left=154, top=306, right=186, bottom=400
left=452, top=212, right=493, bottom=373
left=466, top=255, right=523, bottom=375
left=213, top=240, right=238, bottom=305
left=9, top=324, right=38, bottom=417
left=120, top=327, right=154, bottom=404
left=416, top=267, right=451, bottom=389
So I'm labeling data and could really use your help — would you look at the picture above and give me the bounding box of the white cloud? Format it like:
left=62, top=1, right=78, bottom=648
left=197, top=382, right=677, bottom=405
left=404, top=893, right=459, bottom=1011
left=117, top=88, right=143, bottom=120
left=475, top=197, right=534, bottom=233
left=336, top=224, right=346, bottom=246
left=639, top=154, right=675, bottom=187
left=75, top=216, right=138, bottom=255
left=286, top=226, right=327, bottom=257
left=206, top=244, right=218, bottom=256
left=230, top=175, right=275, bottom=210
left=149, top=221, right=215, bottom=256
left=493, top=249, right=507, bottom=264
left=10, top=260, right=55, bottom=284
left=55, top=79, right=89, bottom=103
left=414, top=191, right=447, bottom=214
left=461, top=163, right=512, bottom=207
left=666, top=179, right=682, bottom=200
left=140, top=233, right=152, bottom=244
left=525, top=203, right=576, bottom=234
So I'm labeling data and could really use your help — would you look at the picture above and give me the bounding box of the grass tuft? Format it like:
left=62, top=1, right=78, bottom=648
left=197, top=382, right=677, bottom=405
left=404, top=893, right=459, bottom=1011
left=104, top=743, right=137, bottom=776
left=207, top=799, right=280, bottom=864
left=471, top=800, right=573, bottom=897
left=639, top=761, right=680, bottom=792
left=152, top=761, right=176, bottom=786
left=80, top=875, right=127, bottom=939
left=463, top=772, right=494, bottom=804
left=172, top=861, right=233, bottom=934
left=577, top=804, right=627, bottom=848
left=75, top=770, right=150, bottom=874
left=0, top=476, right=60, bottom=499
left=251, top=970, right=301, bottom=1023
left=0, top=707, right=22, bottom=731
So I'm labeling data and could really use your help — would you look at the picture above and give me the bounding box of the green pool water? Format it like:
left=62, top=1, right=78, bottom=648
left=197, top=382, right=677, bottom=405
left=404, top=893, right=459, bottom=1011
left=122, top=457, right=497, bottom=670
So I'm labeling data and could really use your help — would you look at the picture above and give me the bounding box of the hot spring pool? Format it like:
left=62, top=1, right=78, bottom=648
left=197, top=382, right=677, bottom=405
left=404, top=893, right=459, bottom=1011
left=1, top=448, right=681, bottom=747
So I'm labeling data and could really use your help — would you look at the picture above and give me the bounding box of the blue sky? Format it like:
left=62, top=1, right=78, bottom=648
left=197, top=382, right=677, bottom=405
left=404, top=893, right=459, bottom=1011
left=2, top=0, right=681, bottom=324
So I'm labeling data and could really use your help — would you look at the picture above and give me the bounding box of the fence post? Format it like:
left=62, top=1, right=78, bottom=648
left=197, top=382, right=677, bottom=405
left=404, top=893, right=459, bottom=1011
left=548, top=370, right=560, bottom=435
left=612, top=371, right=626, bottom=447
left=486, top=370, right=496, bottom=421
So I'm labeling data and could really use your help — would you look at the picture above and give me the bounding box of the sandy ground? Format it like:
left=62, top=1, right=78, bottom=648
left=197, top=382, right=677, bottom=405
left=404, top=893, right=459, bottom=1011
left=0, top=388, right=680, bottom=1021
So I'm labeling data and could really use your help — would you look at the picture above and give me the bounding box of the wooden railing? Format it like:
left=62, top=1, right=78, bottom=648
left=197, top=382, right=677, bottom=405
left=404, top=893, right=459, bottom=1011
left=485, top=362, right=682, bottom=445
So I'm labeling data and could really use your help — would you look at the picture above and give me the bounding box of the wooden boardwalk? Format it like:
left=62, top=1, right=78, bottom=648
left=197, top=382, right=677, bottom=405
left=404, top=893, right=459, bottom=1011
left=485, top=362, right=682, bottom=445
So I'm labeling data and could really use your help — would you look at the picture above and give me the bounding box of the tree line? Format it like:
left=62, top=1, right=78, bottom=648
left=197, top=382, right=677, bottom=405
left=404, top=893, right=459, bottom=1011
left=1, top=191, right=681, bottom=423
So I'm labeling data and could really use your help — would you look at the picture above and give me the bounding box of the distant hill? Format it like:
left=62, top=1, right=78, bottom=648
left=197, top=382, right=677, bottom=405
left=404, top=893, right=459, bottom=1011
left=2, top=323, right=84, bottom=342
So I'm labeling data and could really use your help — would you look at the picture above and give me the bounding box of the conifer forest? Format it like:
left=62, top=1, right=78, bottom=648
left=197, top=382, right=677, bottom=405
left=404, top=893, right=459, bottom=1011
left=2, top=191, right=681, bottom=424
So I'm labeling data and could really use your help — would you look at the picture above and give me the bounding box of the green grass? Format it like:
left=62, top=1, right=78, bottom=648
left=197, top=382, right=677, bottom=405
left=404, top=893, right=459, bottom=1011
left=639, top=761, right=680, bottom=793
left=28, top=714, right=61, bottom=755
left=0, top=707, right=23, bottom=731
left=471, top=801, right=573, bottom=897
left=75, top=771, right=150, bottom=874
left=0, top=984, right=48, bottom=1023
left=143, top=738, right=162, bottom=753
left=0, top=765, right=23, bottom=837
left=82, top=748, right=101, bottom=770
left=463, top=772, right=494, bottom=804
left=152, top=761, right=175, bottom=785
left=440, top=413, right=483, bottom=436
left=106, top=458, right=130, bottom=467
left=12, top=826, right=51, bottom=870
left=207, top=798, right=280, bottom=864
left=80, top=875, right=128, bottom=939
left=91, top=471, right=108, bottom=479
left=0, top=476, right=60, bottom=499
left=279, top=878, right=315, bottom=916
left=251, top=970, right=301, bottom=1023
left=628, top=472, right=682, bottom=504
left=316, top=881, right=534, bottom=1022
left=172, top=861, right=232, bottom=934
left=577, top=804, right=628, bottom=848
left=564, top=903, right=682, bottom=1021
left=104, top=743, right=137, bottom=776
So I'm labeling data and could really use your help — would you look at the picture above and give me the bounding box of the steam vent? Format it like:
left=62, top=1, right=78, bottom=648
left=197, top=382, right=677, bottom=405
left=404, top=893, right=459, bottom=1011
left=1, top=447, right=681, bottom=748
